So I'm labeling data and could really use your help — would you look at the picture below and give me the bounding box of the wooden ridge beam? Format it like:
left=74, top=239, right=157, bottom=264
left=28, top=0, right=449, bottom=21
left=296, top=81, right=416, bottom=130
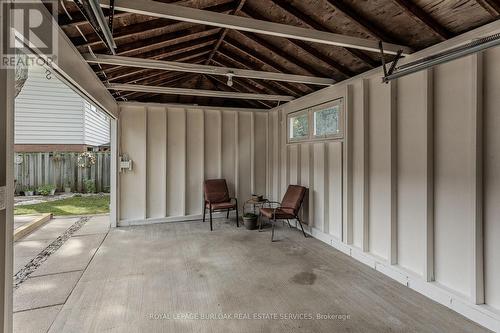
left=98, top=0, right=411, bottom=54
left=205, top=0, right=247, bottom=65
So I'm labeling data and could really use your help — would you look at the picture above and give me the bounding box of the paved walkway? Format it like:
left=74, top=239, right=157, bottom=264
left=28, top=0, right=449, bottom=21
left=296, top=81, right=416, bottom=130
left=13, top=215, right=110, bottom=333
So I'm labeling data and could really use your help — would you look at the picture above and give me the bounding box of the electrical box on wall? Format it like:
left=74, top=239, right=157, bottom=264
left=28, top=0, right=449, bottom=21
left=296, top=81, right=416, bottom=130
left=120, top=155, right=133, bottom=172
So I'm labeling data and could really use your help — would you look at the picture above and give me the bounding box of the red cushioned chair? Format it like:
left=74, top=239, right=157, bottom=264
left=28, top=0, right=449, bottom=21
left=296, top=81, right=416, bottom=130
left=259, top=185, right=307, bottom=242
left=203, top=179, right=239, bottom=231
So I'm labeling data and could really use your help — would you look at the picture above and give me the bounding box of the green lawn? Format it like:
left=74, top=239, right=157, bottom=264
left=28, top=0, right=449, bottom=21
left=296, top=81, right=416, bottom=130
left=15, top=195, right=110, bottom=216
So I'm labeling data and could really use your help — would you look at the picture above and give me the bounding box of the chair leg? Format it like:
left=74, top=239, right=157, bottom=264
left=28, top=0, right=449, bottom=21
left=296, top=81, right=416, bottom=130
left=271, top=218, right=277, bottom=242
left=203, top=206, right=206, bottom=222
left=226, top=209, right=229, bottom=219
left=258, top=214, right=263, bottom=232
left=210, top=209, right=213, bottom=231
left=286, top=219, right=292, bottom=228
left=296, top=217, right=307, bottom=238
left=236, top=206, right=239, bottom=227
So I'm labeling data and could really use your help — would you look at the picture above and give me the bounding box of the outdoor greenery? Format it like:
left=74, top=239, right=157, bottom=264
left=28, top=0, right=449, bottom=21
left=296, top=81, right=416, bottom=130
left=36, top=184, right=56, bottom=196
left=290, top=113, right=309, bottom=139
left=15, top=195, right=110, bottom=216
left=314, top=106, right=339, bottom=136
left=84, top=179, right=96, bottom=194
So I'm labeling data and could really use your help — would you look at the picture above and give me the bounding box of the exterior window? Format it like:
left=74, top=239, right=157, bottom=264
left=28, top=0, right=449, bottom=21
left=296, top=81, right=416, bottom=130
left=289, top=112, right=309, bottom=141
left=313, top=102, right=341, bottom=139
left=287, top=98, right=343, bottom=143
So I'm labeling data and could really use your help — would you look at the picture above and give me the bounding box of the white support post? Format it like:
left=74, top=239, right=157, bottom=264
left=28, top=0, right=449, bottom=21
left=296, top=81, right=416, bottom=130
left=0, top=4, right=14, bottom=331
left=424, top=69, right=435, bottom=282
left=110, top=116, right=120, bottom=227
left=471, top=52, right=484, bottom=305
left=389, top=80, right=398, bottom=265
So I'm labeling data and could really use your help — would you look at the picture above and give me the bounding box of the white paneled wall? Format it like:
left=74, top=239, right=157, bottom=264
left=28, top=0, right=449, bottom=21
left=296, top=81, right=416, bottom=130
left=266, top=49, right=500, bottom=331
left=119, top=105, right=268, bottom=225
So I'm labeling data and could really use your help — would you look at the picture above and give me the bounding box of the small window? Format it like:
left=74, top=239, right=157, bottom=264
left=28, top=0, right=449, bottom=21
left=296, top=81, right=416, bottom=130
left=313, top=102, right=341, bottom=138
left=288, top=112, right=309, bottom=141
left=286, top=98, right=343, bottom=143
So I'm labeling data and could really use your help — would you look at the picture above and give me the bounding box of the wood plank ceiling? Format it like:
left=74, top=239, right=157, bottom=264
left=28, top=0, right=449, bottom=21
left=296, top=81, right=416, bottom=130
left=53, top=0, right=498, bottom=108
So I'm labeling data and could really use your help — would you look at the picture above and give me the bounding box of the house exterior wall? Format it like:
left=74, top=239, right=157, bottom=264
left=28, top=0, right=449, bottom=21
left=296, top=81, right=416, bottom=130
left=15, top=64, right=84, bottom=145
left=84, top=102, right=110, bottom=147
left=264, top=35, right=500, bottom=333
left=15, top=64, right=110, bottom=149
left=118, top=104, right=269, bottom=224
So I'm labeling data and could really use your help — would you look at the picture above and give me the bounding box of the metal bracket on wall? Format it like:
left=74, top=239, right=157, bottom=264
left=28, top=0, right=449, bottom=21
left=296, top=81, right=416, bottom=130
left=379, top=41, right=404, bottom=84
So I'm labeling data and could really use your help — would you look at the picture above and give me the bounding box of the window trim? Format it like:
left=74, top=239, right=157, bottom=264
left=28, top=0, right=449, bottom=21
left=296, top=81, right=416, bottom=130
left=311, top=99, right=344, bottom=140
left=287, top=109, right=310, bottom=142
left=286, top=98, right=344, bottom=144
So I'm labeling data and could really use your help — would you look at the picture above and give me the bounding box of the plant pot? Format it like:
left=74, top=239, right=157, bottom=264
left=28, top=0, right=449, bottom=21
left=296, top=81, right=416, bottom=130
left=24, top=191, right=34, bottom=196
left=50, top=189, right=56, bottom=196
left=243, top=216, right=258, bottom=230
left=64, top=187, right=71, bottom=194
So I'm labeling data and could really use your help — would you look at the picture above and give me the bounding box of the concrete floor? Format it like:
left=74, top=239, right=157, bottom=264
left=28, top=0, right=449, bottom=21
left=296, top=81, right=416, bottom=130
left=13, top=215, right=110, bottom=333
left=23, top=217, right=489, bottom=333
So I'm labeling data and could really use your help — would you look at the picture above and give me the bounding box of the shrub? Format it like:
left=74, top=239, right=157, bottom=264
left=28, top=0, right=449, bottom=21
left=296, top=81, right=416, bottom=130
left=37, top=184, right=55, bottom=196
left=103, top=186, right=110, bottom=193
left=83, top=179, right=96, bottom=194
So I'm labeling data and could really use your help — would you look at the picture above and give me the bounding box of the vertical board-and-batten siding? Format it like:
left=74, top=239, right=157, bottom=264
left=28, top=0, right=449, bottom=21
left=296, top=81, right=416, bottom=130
left=265, top=31, right=500, bottom=331
left=119, top=106, right=269, bottom=224
left=15, top=65, right=84, bottom=144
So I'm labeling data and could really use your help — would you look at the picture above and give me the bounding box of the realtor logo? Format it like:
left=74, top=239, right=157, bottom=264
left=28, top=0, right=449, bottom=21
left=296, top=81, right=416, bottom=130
left=1, top=0, right=58, bottom=68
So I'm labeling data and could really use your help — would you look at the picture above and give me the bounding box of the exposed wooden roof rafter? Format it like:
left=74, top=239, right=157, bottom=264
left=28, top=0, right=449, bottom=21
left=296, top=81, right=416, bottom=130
left=269, top=0, right=378, bottom=68
left=99, top=0, right=412, bottom=54
left=476, top=0, right=500, bottom=17
left=391, top=0, right=453, bottom=40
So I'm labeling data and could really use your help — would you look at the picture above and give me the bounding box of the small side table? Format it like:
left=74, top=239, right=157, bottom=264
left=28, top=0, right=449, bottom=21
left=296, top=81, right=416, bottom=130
left=243, top=197, right=269, bottom=215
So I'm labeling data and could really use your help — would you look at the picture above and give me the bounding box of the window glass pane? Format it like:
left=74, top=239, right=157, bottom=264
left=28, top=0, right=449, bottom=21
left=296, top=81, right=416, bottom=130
left=289, top=113, right=308, bottom=139
left=313, top=105, right=340, bottom=137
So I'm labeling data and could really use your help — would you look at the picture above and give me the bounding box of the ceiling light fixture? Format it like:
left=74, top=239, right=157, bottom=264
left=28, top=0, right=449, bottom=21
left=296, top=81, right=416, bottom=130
left=226, top=72, right=234, bottom=87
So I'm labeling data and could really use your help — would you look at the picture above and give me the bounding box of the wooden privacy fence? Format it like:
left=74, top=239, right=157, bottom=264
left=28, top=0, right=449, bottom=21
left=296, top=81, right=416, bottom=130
left=14, top=152, right=111, bottom=193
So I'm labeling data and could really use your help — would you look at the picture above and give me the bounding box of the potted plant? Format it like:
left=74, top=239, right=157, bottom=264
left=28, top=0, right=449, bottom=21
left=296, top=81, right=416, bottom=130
left=242, top=212, right=259, bottom=230
left=37, top=184, right=56, bottom=196
left=24, top=187, right=34, bottom=196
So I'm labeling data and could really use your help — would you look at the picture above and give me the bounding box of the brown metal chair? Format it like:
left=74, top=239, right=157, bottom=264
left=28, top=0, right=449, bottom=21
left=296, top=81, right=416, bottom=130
left=203, top=179, right=239, bottom=231
left=259, top=185, right=307, bottom=242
